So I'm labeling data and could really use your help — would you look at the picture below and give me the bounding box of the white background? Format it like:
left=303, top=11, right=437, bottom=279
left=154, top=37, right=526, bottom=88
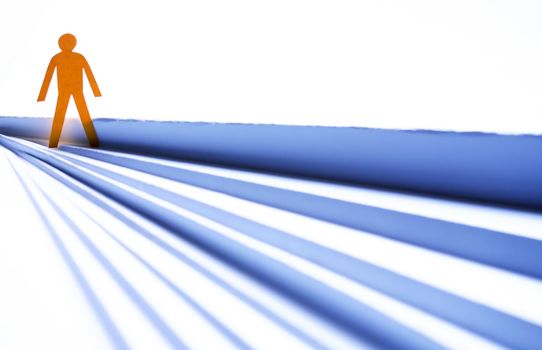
left=0, top=0, right=541, bottom=133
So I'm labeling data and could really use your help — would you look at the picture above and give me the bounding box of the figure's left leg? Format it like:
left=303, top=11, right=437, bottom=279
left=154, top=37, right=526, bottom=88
left=49, top=93, right=70, bottom=148
left=73, top=92, right=99, bottom=147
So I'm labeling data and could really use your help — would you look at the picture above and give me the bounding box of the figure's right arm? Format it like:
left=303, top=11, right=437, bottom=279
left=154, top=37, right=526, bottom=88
left=37, top=57, right=56, bottom=102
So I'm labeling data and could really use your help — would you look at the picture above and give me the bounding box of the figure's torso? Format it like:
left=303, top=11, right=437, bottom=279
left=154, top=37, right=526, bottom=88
left=54, top=52, right=86, bottom=93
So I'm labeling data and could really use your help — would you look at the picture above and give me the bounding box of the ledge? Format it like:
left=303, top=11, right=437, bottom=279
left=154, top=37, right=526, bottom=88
left=1, top=116, right=541, bottom=210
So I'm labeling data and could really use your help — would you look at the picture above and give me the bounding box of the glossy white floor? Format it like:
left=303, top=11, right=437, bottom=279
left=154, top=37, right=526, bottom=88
left=1, top=136, right=541, bottom=350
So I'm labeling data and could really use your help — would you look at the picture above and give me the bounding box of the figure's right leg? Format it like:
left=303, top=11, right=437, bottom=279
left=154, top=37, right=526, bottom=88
left=49, top=93, right=70, bottom=148
left=73, top=92, right=99, bottom=147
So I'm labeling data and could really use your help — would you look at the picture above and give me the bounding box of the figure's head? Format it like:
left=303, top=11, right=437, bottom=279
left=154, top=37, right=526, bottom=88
left=58, top=33, right=77, bottom=52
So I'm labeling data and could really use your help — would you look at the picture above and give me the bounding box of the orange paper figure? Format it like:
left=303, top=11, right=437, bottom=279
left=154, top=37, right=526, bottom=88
left=38, top=33, right=101, bottom=148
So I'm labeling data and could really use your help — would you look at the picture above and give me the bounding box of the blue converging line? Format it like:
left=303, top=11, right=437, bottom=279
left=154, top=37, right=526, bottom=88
left=1, top=125, right=542, bottom=350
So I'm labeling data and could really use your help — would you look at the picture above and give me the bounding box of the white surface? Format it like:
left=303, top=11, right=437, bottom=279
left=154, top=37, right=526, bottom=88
left=0, top=139, right=518, bottom=349
left=0, top=148, right=114, bottom=350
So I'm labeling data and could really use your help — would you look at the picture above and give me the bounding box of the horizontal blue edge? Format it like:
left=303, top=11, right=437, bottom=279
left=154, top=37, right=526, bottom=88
left=1, top=116, right=541, bottom=210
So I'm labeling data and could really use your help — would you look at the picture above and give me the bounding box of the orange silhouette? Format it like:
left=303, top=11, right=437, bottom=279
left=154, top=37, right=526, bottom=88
left=38, top=33, right=101, bottom=148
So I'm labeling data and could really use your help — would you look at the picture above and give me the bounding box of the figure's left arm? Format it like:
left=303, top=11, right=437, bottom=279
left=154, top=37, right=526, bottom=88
left=82, top=57, right=102, bottom=97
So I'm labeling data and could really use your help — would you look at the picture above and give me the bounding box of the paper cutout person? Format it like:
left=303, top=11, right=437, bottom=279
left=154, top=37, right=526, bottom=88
left=37, top=33, right=101, bottom=148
